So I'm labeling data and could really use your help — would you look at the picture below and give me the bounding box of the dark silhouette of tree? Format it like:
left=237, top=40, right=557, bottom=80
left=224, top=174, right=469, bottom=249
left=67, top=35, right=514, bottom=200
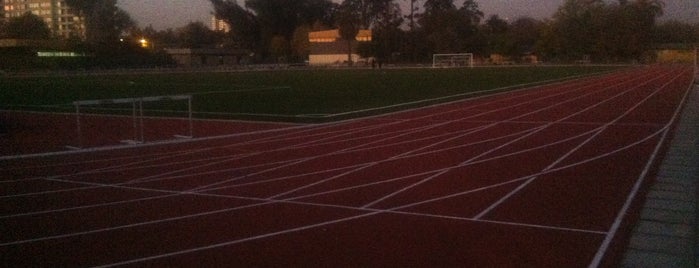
left=482, top=15, right=510, bottom=56
left=404, top=0, right=419, bottom=33
left=177, top=22, right=218, bottom=49
left=337, top=1, right=361, bottom=65
left=64, top=0, right=134, bottom=50
left=654, top=20, right=699, bottom=44
left=0, top=12, right=51, bottom=39
left=210, top=0, right=261, bottom=52
left=211, top=0, right=335, bottom=61
left=372, top=0, right=404, bottom=63
left=419, top=0, right=483, bottom=54
left=539, top=0, right=664, bottom=62
left=509, top=17, right=542, bottom=57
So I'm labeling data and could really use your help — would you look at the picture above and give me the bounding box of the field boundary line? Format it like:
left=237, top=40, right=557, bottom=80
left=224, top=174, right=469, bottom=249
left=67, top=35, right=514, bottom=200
left=301, top=69, right=624, bottom=121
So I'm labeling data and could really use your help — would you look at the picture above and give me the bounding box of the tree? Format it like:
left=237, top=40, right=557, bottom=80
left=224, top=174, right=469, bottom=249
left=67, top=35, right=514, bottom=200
left=483, top=15, right=510, bottom=56
left=550, top=0, right=606, bottom=61
left=423, top=0, right=455, bottom=13
left=419, top=0, right=458, bottom=54
left=0, top=12, right=51, bottom=39
left=65, top=0, right=134, bottom=51
left=211, top=0, right=335, bottom=61
left=459, top=0, right=484, bottom=26
left=210, top=0, right=261, bottom=52
left=338, top=0, right=396, bottom=30
left=404, top=0, right=420, bottom=33
left=539, top=0, right=665, bottom=62
left=291, top=24, right=312, bottom=61
left=337, top=1, right=361, bottom=65
left=372, top=0, right=404, bottom=63
left=623, top=0, right=664, bottom=60
left=654, top=20, right=699, bottom=44
left=177, top=22, right=218, bottom=49
left=508, top=17, right=542, bottom=57
left=419, top=0, right=483, bottom=55
left=402, top=0, right=421, bottom=62
left=245, top=0, right=335, bottom=40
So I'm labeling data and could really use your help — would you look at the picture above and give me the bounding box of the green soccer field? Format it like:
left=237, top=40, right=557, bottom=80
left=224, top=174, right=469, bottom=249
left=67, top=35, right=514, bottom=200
left=0, top=66, right=624, bottom=122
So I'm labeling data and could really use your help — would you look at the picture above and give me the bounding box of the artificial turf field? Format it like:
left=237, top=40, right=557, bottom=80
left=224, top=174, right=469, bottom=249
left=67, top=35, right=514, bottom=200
left=0, top=66, right=621, bottom=122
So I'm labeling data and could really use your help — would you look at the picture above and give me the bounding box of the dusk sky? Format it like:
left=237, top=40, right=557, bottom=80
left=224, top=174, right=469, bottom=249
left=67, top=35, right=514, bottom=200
left=117, top=0, right=699, bottom=30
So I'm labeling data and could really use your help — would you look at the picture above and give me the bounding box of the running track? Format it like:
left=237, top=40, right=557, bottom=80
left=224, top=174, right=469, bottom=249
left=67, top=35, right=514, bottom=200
left=0, top=66, right=695, bottom=267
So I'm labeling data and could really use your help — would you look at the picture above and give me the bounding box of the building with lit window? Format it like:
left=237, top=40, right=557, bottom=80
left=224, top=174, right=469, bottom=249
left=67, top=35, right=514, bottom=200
left=308, top=29, right=372, bottom=66
left=2, top=0, right=84, bottom=39
left=211, top=16, right=230, bottom=33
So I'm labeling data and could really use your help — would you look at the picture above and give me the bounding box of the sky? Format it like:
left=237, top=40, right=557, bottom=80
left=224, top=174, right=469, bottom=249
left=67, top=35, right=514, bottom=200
left=117, top=0, right=699, bottom=30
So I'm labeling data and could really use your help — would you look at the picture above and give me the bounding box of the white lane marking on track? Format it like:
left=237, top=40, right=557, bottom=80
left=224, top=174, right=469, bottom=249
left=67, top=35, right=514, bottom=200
left=1, top=68, right=684, bottom=256
left=588, top=68, right=695, bottom=268
left=196, top=72, right=640, bottom=196
left=473, top=68, right=688, bottom=220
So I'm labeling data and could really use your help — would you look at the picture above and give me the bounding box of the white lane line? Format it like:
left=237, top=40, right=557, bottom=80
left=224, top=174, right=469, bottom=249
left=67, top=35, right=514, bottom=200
left=0, top=70, right=645, bottom=204
left=3, top=116, right=668, bottom=252
left=362, top=69, right=672, bottom=208
left=256, top=73, right=639, bottom=199
left=474, top=68, right=688, bottom=220
left=5, top=68, right=688, bottom=266
left=11, top=124, right=661, bottom=248
left=1, top=69, right=622, bottom=192
left=588, top=68, right=695, bottom=268
left=0, top=69, right=658, bottom=212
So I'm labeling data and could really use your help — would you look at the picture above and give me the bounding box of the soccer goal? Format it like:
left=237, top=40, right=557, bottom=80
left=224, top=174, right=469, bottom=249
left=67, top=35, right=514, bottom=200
left=432, top=53, right=474, bottom=68
left=69, top=94, right=193, bottom=149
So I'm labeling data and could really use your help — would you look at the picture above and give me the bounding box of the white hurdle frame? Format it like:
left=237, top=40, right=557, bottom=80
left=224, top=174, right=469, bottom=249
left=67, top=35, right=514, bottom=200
left=71, top=94, right=193, bottom=149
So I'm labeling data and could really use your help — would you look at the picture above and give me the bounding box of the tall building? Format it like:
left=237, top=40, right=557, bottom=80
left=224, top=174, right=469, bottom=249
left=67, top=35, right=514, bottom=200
left=2, top=0, right=84, bottom=39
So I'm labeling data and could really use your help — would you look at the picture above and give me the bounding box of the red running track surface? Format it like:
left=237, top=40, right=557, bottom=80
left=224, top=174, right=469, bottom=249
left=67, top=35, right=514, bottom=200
left=0, top=66, right=695, bottom=267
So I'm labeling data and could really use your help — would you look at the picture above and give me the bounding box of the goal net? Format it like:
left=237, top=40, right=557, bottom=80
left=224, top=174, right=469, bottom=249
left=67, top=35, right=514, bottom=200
left=433, top=53, right=474, bottom=68
left=70, top=94, right=193, bottom=149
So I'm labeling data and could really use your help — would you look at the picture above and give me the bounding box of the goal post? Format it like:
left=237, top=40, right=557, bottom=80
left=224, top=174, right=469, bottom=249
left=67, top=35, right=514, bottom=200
left=70, top=94, right=193, bottom=149
left=432, top=53, right=474, bottom=68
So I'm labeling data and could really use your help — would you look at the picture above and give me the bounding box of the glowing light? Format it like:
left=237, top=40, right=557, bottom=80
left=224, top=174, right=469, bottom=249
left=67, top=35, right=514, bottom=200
left=139, top=38, right=149, bottom=48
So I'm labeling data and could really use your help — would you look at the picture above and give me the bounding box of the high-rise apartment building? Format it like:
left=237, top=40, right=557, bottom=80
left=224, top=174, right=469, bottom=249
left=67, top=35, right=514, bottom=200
left=2, top=0, right=84, bottom=39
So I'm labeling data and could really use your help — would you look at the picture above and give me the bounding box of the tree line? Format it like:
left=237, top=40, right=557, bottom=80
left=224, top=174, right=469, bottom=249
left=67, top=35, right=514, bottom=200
left=1, top=0, right=697, bottom=67
left=207, top=0, right=696, bottom=64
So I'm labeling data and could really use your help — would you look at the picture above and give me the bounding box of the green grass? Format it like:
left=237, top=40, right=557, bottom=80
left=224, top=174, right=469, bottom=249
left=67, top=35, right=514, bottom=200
left=0, top=66, right=624, bottom=122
